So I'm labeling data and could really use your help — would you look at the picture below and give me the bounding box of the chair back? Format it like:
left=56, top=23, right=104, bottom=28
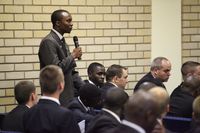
left=163, top=115, right=192, bottom=133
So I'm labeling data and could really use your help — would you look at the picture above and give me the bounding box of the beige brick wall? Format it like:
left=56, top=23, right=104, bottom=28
left=0, top=0, right=151, bottom=112
left=182, top=0, right=200, bottom=62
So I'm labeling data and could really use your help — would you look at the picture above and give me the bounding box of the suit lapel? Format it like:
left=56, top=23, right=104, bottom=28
left=50, top=30, right=70, bottom=57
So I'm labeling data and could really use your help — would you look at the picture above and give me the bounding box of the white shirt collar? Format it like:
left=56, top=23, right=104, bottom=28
left=109, top=82, right=118, bottom=87
left=78, top=96, right=89, bottom=112
left=88, top=80, right=95, bottom=86
left=25, top=104, right=31, bottom=108
left=122, top=120, right=146, bottom=133
left=52, top=29, right=63, bottom=40
left=40, top=96, right=60, bottom=105
left=102, top=108, right=121, bottom=123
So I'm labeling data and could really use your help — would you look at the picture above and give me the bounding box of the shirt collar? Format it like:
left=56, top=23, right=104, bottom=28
left=102, top=108, right=121, bottom=123
left=40, top=96, right=60, bottom=105
left=109, top=82, right=118, bottom=87
left=52, top=29, right=63, bottom=40
left=122, top=120, right=146, bottom=133
left=78, top=96, right=90, bottom=112
left=88, top=80, right=96, bottom=86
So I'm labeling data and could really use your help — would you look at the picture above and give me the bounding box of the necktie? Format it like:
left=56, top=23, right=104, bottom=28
left=61, top=38, right=69, bottom=56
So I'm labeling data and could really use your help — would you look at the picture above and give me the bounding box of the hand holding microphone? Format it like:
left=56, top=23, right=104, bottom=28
left=72, top=36, right=82, bottom=60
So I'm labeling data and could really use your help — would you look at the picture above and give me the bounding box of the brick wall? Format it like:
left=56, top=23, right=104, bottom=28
left=182, top=0, right=200, bottom=62
left=0, top=0, right=151, bottom=112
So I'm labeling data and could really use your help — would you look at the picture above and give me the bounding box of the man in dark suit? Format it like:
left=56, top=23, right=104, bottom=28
left=1, top=81, right=37, bottom=132
left=134, top=57, right=171, bottom=92
left=168, top=61, right=200, bottom=118
left=23, top=65, right=80, bottom=133
left=101, top=64, right=128, bottom=94
left=110, top=90, right=160, bottom=133
left=84, top=62, right=105, bottom=88
left=67, top=83, right=102, bottom=127
left=38, top=9, right=83, bottom=107
left=86, top=87, right=129, bottom=133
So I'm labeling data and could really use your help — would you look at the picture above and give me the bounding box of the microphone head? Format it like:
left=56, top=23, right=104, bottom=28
left=73, top=36, right=78, bottom=42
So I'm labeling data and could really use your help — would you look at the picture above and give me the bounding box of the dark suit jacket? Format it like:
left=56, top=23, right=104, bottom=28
left=1, top=105, right=29, bottom=132
left=67, top=97, right=95, bottom=124
left=86, top=110, right=120, bottom=133
left=23, top=99, right=80, bottom=133
left=168, top=83, right=194, bottom=118
left=100, top=82, right=115, bottom=99
left=134, top=72, right=166, bottom=92
left=109, top=124, right=140, bottom=133
left=38, top=30, right=80, bottom=106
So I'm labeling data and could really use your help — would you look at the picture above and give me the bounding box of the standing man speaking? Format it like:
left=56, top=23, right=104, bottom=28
left=38, top=9, right=82, bottom=107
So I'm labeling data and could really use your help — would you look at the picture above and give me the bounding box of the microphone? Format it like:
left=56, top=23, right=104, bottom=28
left=73, top=36, right=79, bottom=48
left=73, top=36, right=81, bottom=60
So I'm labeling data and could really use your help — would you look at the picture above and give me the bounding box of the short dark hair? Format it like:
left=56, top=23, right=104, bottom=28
left=14, top=81, right=35, bottom=105
left=87, top=62, right=104, bottom=75
left=106, top=64, right=127, bottom=82
left=51, top=9, right=70, bottom=27
left=150, top=57, right=169, bottom=71
left=79, top=83, right=101, bottom=107
left=181, top=61, right=200, bottom=77
left=40, top=65, right=64, bottom=94
left=104, top=87, right=128, bottom=111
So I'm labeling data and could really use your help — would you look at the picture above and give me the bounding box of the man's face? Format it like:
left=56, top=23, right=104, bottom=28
left=155, top=60, right=171, bottom=82
left=89, top=66, right=105, bottom=87
left=58, top=12, right=73, bottom=34
left=115, top=69, right=128, bottom=89
left=193, top=66, right=200, bottom=80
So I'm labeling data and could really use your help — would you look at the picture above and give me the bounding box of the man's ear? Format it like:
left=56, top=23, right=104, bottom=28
left=58, top=82, right=64, bottom=93
left=29, top=92, right=37, bottom=104
left=56, top=21, right=60, bottom=27
left=113, top=76, right=118, bottom=83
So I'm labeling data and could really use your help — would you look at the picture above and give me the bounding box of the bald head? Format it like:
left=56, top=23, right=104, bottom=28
left=138, top=82, right=157, bottom=91
left=148, top=87, right=169, bottom=117
left=193, top=96, right=200, bottom=120
left=124, top=90, right=159, bottom=132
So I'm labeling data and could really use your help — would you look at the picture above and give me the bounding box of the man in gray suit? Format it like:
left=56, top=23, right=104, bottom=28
left=38, top=9, right=83, bottom=107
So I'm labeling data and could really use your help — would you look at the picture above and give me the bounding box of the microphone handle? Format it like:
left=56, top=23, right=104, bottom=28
left=75, top=42, right=81, bottom=60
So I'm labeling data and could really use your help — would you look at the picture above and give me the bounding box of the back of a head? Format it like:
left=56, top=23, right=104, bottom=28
left=150, top=57, right=169, bottom=71
left=148, top=87, right=169, bottom=117
left=124, top=90, right=159, bottom=132
left=193, top=96, right=200, bottom=120
left=106, top=64, right=127, bottom=82
left=14, top=81, right=36, bottom=105
left=181, top=61, right=200, bottom=79
left=40, top=65, right=64, bottom=95
left=79, top=83, right=101, bottom=107
left=87, top=62, right=104, bottom=75
left=183, top=75, right=200, bottom=90
left=104, top=87, right=128, bottom=111
left=138, top=82, right=157, bottom=91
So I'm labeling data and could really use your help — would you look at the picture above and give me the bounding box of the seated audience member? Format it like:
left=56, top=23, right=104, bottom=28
left=134, top=57, right=171, bottom=92
left=85, top=62, right=105, bottom=88
left=148, top=87, right=169, bottom=133
left=187, top=96, right=200, bottom=133
left=1, top=81, right=37, bottom=132
left=101, top=64, right=128, bottom=92
left=169, top=61, right=200, bottom=118
left=110, top=90, right=160, bottom=133
left=67, top=83, right=102, bottom=126
left=23, top=65, right=80, bottom=133
left=137, top=81, right=157, bottom=91
left=86, top=87, right=128, bottom=133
